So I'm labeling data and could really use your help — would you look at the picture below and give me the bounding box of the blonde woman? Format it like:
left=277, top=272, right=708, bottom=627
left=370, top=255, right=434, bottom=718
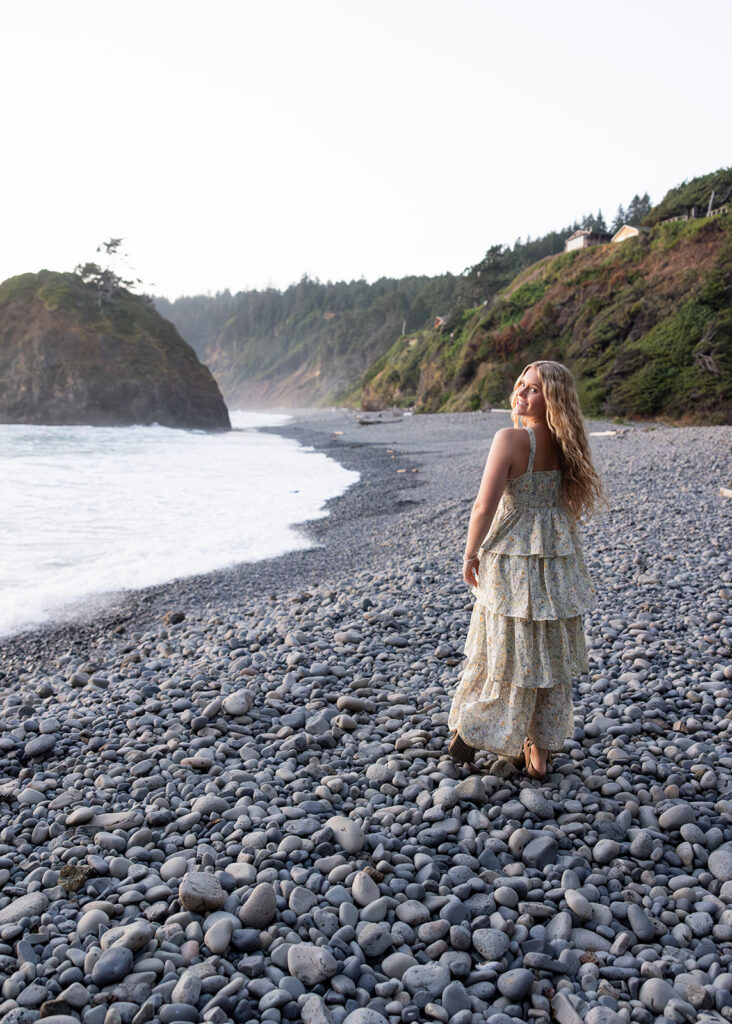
left=448, top=361, right=603, bottom=778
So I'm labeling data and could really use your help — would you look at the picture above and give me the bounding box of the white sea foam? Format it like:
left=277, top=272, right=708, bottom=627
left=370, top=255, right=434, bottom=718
left=0, top=411, right=358, bottom=637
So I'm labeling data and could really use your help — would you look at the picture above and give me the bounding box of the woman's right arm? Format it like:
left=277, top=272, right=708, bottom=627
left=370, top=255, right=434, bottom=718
left=463, top=428, right=517, bottom=586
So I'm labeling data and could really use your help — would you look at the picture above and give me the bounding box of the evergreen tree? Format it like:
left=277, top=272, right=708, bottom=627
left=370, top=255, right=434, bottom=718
left=626, top=193, right=653, bottom=226
left=611, top=204, right=626, bottom=233
left=74, top=238, right=141, bottom=300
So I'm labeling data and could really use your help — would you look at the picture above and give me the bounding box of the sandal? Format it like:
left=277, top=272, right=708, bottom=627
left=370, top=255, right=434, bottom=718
left=448, top=731, right=475, bottom=765
left=523, top=738, right=552, bottom=780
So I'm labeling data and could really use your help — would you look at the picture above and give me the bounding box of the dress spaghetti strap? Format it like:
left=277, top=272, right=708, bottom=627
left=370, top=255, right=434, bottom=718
left=526, top=426, right=536, bottom=474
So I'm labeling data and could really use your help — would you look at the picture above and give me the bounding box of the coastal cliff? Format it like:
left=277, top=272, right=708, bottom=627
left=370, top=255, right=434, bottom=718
left=359, top=212, right=732, bottom=423
left=0, top=272, right=230, bottom=429
left=158, top=275, right=457, bottom=410
left=155, top=167, right=732, bottom=423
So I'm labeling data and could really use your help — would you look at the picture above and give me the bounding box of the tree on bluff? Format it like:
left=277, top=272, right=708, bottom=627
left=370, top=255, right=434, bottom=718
left=74, top=238, right=143, bottom=301
left=612, top=193, right=653, bottom=232
left=626, top=193, right=652, bottom=226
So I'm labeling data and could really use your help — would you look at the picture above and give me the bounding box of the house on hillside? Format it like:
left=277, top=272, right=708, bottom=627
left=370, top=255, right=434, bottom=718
left=610, top=224, right=651, bottom=244
left=564, top=228, right=612, bottom=252
left=707, top=190, right=729, bottom=218
left=434, top=315, right=448, bottom=330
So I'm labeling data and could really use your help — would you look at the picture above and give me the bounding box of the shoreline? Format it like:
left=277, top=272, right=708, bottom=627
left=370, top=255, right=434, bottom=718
left=1, top=408, right=411, bottom=660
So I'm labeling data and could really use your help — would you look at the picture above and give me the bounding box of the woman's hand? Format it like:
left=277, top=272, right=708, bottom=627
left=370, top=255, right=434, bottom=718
left=463, top=556, right=479, bottom=587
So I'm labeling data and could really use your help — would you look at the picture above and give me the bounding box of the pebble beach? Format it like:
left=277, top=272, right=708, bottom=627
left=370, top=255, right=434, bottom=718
left=1, top=409, right=731, bottom=1024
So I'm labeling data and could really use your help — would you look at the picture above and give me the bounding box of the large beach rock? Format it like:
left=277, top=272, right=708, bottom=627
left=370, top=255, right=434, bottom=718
left=0, top=892, right=48, bottom=925
left=0, top=270, right=230, bottom=429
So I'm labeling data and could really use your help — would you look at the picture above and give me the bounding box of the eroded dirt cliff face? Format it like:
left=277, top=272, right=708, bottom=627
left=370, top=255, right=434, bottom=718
left=0, top=274, right=230, bottom=430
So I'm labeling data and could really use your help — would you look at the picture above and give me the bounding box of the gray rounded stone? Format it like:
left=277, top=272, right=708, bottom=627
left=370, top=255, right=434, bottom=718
left=222, top=689, right=254, bottom=715
left=626, top=903, right=655, bottom=942
left=287, top=943, right=338, bottom=985
left=593, top=839, right=620, bottom=865
left=23, top=734, right=56, bottom=757
left=65, top=806, right=94, bottom=827
left=686, top=911, right=714, bottom=937
left=1, top=1012, right=50, bottom=1024
left=382, top=952, right=418, bottom=978
left=204, top=916, right=233, bottom=953
left=352, top=871, right=380, bottom=906
left=17, top=788, right=44, bottom=805
left=191, top=793, right=228, bottom=816
left=629, top=830, right=654, bottom=858
left=639, top=977, right=676, bottom=1013
left=160, top=856, right=189, bottom=881
left=56, top=983, right=89, bottom=1009
left=395, top=900, right=430, bottom=926
left=25, top=1018, right=82, bottom=1024
left=226, top=861, right=257, bottom=885
left=100, top=920, right=155, bottom=953
left=709, top=844, right=732, bottom=882
left=90, top=945, right=133, bottom=986
left=658, top=804, right=696, bottom=830
left=171, top=970, right=202, bottom=1005
left=326, top=815, right=365, bottom=854
left=497, top=968, right=533, bottom=1001
left=0, top=893, right=49, bottom=926
left=357, top=922, right=393, bottom=957
left=178, top=872, right=224, bottom=913
left=546, top=911, right=572, bottom=943
left=401, top=962, right=450, bottom=997
left=570, top=928, right=611, bottom=952
left=301, top=995, right=334, bottom=1024
left=289, top=885, right=319, bottom=915
left=585, top=1008, right=623, bottom=1024
left=77, top=908, right=108, bottom=939
left=565, top=890, right=593, bottom=922
left=342, top=1011, right=389, bottom=1024
left=239, top=882, right=277, bottom=927
left=472, top=927, right=510, bottom=960
left=521, top=835, right=558, bottom=869
left=442, top=980, right=470, bottom=1015
left=519, top=788, right=554, bottom=820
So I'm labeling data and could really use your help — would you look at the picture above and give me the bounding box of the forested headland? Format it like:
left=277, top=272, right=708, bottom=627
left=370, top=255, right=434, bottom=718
left=156, top=169, right=732, bottom=422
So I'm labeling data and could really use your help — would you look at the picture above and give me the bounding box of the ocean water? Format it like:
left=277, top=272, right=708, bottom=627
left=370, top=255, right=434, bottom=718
left=0, top=411, right=359, bottom=638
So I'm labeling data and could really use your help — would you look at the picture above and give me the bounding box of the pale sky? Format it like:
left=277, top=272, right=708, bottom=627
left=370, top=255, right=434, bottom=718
left=2, top=0, right=730, bottom=298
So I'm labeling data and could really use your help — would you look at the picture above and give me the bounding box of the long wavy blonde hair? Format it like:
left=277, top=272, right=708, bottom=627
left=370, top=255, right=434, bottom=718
left=510, top=360, right=604, bottom=519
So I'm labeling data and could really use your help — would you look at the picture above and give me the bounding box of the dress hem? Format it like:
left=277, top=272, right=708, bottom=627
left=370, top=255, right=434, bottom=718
left=451, top=723, right=567, bottom=759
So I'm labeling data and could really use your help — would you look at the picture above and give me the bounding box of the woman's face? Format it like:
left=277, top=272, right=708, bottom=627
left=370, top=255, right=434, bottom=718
left=514, top=367, right=547, bottom=422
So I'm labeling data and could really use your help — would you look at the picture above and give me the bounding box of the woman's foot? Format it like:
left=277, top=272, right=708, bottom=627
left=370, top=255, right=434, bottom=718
left=449, top=731, right=475, bottom=765
left=523, top=738, right=551, bottom=779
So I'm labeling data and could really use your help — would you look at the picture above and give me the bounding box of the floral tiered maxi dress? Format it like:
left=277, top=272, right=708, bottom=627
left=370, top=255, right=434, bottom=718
left=448, top=426, right=594, bottom=756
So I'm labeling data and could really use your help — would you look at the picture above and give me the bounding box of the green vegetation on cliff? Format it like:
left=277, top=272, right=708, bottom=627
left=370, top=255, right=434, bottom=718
left=360, top=211, right=732, bottom=422
left=644, top=167, right=732, bottom=226
left=0, top=271, right=230, bottom=429
left=155, top=168, right=731, bottom=422
left=155, top=203, right=636, bottom=408
left=0, top=270, right=187, bottom=349
left=159, top=275, right=459, bottom=407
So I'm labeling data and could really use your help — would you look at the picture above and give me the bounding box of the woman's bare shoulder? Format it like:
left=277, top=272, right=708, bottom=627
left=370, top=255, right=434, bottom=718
left=492, top=427, right=529, bottom=450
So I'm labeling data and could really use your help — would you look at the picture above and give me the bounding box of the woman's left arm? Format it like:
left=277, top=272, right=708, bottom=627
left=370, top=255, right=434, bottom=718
left=463, top=429, right=514, bottom=586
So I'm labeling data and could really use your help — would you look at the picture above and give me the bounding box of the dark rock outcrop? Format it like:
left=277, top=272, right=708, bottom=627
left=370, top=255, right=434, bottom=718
left=0, top=271, right=230, bottom=429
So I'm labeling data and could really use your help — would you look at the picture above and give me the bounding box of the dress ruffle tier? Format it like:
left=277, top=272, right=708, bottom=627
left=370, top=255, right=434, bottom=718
left=448, top=438, right=594, bottom=757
